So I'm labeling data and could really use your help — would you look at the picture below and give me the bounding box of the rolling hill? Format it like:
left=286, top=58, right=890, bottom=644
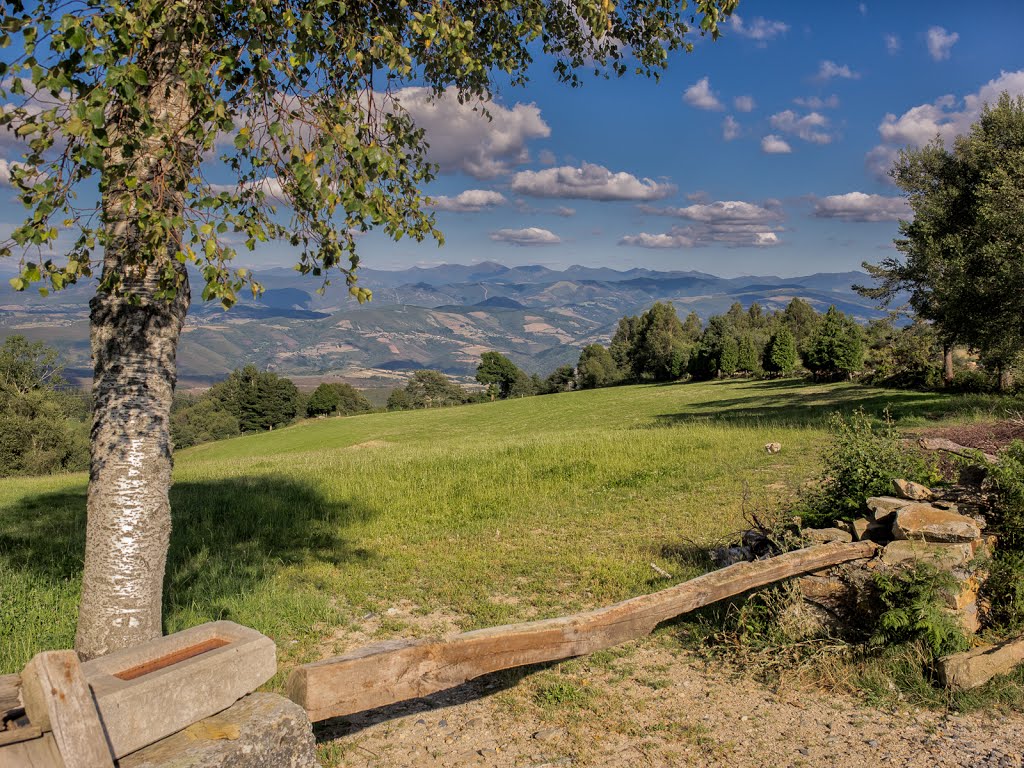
left=0, top=263, right=889, bottom=385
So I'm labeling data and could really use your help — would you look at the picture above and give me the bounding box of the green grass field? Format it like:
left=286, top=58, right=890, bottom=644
left=0, top=378, right=1001, bottom=675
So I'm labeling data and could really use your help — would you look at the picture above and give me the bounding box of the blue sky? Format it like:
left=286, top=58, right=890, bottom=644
left=3, top=0, right=1024, bottom=279
left=359, top=0, right=1024, bottom=276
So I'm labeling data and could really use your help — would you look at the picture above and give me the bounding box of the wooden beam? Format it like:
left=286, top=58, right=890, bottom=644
left=289, top=541, right=877, bottom=721
left=20, top=651, right=114, bottom=768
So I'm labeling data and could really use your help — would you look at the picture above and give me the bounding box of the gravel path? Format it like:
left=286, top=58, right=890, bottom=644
left=314, top=639, right=1024, bottom=768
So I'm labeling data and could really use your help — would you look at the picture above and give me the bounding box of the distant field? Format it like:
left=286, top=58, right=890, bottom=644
left=0, top=378, right=996, bottom=675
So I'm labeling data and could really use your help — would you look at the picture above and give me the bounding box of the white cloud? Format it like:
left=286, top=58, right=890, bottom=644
left=538, top=149, right=557, bottom=166
left=761, top=135, right=793, bottom=154
left=683, top=77, right=724, bottom=111
left=867, top=69, right=1024, bottom=180
left=885, top=33, right=901, bottom=54
left=489, top=227, right=561, bottom=246
left=510, top=162, right=675, bottom=201
left=644, top=200, right=783, bottom=225
left=729, top=14, right=789, bottom=42
left=926, top=26, right=959, bottom=61
left=794, top=95, right=840, bottom=110
left=209, top=176, right=286, bottom=201
left=769, top=110, right=835, bottom=144
left=876, top=69, right=1024, bottom=153
left=722, top=115, right=741, bottom=141
left=620, top=226, right=779, bottom=249
left=859, top=3, right=867, bottom=15
left=815, top=60, right=860, bottom=81
left=628, top=199, right=784, bottom=248
left=813, top=192, right=911, bottom=222
left=733, top=95, right=756, bottom=113
left=429, top=189, right=507, bottom=212
left=553, top=206, right=576, bottom=217
left=392, top=86, right=550, bottom=179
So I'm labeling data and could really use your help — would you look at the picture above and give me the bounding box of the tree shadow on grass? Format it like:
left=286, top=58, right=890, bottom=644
left=0, top=475, right=375, bottom=628
left=651, top=380, right=955, bottom=429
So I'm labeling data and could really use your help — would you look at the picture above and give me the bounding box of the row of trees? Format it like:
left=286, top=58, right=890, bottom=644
left=576, top=298, right=867, bottom=389
left=172, top=368, right=372, bottom=449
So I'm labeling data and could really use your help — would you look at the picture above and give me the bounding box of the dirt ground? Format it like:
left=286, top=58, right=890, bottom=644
left=315, top=636, right=1024, bottom=768
left=314, top=420, right=1024, bottom=768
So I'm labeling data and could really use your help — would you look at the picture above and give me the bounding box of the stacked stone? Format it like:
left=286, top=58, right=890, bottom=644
left=797, top=478, right=991, bottom=636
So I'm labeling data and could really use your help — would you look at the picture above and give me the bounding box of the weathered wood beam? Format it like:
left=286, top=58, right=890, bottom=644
left=20, top=651, right=114, bottom=768
left=289, top=541, right=878, bottom=721
left=918, top=437, right=997, bottom=464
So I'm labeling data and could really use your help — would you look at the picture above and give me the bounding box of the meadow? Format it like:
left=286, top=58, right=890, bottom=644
left=0, top=378, right=997, bottom=677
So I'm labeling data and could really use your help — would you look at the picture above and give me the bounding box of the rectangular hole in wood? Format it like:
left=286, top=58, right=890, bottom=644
left=114, top=638, right=231, bottom=681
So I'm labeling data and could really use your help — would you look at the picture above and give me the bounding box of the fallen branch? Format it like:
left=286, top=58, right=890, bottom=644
left=288, top=541, right=877, bottom=721
left=918, top=437, right=997, bottom=465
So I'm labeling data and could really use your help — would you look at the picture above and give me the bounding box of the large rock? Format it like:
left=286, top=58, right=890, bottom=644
left=891, top=503, right=981, bottom=543
left=938, top=636, right=1024, bottom=691
left=893, top=479, right=934, bottom=501
left=865, top=496, right=906, bottom=522
left=119, top=694, right=317, bottom=768
left=852, top=517, right=890, bottom=542
left=880, top=540, right=974, bottom=569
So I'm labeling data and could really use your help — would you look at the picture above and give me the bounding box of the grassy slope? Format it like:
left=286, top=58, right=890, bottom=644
left=0, top=379, right=973, bottom=674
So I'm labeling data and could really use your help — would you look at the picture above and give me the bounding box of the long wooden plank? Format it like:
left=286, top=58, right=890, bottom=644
left=20, top=651, right=114, bottom=768
left=289, top=541, right=877, bottom=721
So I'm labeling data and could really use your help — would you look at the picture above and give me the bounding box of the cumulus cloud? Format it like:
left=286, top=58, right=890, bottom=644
left=794, top=95, right=840, bottom=110
left=391, top=87, right=550, bottom=179
left=770, top=110, right=835, bottom=144
left=885, top=33, right=901, bottom=54
left=683, top=77, right=724, bottom=111
left=489, top=227, right=561, bottom=246
left=866, top=69, right=1024, bottom=179
left=626, top=199, right=784, bottom=248
left=729, top=14, right=789, bottom=42
left=813, top=192, right=911, bottom=222
left=429, top=189, right=506, bottom=212
left=510, top=162, right=675, bottom=201
left=733, top=95, right=756, bottom=113
left=926, top=26, right=959, bottom=61
left=815, top=60, right=860, bottom=81
left=722, top=115, right=741, bottom=141
left=761, top=135, right=792, bottom=154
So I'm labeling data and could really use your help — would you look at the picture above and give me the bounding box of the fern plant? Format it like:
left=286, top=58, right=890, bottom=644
left=870, top=563, right=969, bottom=659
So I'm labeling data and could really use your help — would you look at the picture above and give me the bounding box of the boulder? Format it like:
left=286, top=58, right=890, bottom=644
left=119, top=694, right=317, bottom=768
left=804, top=527, right=853, bottom=544
left=891, top=503, right=981, bottom=543
left=880, top=540, right=974, bottom=569
left=893, top=479, right=934, bottom=501
left=865, top=496, right=906, bottom=521
left=938, top=636, right=1024, bottom=691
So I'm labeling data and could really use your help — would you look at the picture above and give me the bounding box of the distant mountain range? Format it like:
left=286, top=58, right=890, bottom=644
left=0, top=262, right=888, bottom=388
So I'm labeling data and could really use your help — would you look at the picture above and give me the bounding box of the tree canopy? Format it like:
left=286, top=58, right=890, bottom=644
left=859, top=92, right=1024, bottom=385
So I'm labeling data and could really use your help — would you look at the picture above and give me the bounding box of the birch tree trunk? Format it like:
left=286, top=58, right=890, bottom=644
left=75, top=39, right=195, bottom=659
left=943, top=344, right=954, bottom=385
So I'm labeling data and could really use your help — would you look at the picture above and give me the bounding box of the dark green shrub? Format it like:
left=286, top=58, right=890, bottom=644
left=980, top=441, right=1024, bottom=629
left=949, top=368, right=995, bottom=393
left=797, top=408, right=929, bottom=527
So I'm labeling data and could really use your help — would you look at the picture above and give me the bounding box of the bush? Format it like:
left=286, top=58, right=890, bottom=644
left=949, top=368, right=995, bottom=393
left=870, top=563, right=969, bottom=659
left=980, top=440, right=1024, bottom=629
left=797, top=408, right=929, bottom=527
